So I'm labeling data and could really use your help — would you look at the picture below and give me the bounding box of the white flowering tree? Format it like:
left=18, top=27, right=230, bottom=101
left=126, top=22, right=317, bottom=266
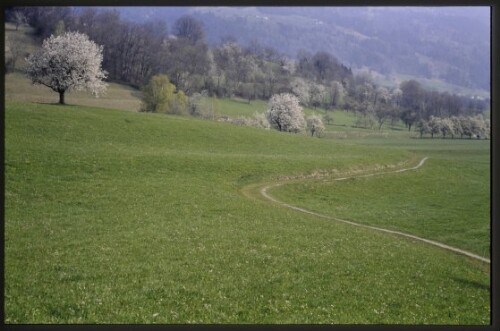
left=470, top=115, right=487, bottom=139
left=266, top=93, right=306, bottom=133
left=306, top=115, right=325, bottom=137
left=450, top=116, right=463, bottom=138
left=26, top=31, right=107, bottom=105
left=427, top=116, right=442, bottom=139
left=439, top=117, right=454, bottom=139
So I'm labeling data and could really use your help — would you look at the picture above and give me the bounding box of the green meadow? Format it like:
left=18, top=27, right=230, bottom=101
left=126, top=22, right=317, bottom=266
left=4, top=96, right=490, bottom=324
left=270, top=139, right=490, bottom=257
left=4, top=22, right=491, bottom=324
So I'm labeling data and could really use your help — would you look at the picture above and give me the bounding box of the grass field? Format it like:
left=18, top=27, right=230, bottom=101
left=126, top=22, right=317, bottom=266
left=5, top=99, right=490, bottom=324
left=270, top=139, right=490, bottom=257
left=5, top=72, right=143, bottom=112
left=4, top=22, right=491, bottom=324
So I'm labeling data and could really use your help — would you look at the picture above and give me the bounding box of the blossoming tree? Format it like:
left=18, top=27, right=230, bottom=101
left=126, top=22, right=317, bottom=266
left=265, top=93, right=306, bottom=133
left=26, top=31, right=107, bottom=105
left=306, top=115, right=325, bottom=137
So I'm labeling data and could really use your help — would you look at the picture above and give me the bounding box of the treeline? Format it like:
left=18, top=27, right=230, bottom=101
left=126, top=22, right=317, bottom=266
left=7, top=6, right=489, bottom=126
left=416, top=115, right=489, bottom=139
left=349, top=78, right=489, bottom=131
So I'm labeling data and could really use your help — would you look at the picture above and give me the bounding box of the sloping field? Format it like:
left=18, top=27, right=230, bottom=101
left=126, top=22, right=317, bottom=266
left=270, top=139, right=490, bottom=258
left=4, top=100, right=489, bottom=324
left=5, top=72, right=143, bottom=112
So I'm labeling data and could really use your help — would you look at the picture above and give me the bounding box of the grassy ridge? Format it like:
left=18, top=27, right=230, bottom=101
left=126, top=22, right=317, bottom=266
left=5, top=101, right=489, bottom=323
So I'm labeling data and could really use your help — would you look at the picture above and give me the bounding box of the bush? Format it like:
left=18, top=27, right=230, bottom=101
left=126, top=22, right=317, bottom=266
left=141, top=74, right=187, bottom=114
left=248, top=112, right=270, bottom=129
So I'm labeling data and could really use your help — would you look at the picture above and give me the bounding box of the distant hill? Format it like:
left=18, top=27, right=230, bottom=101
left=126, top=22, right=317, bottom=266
left=115, top=6, right=490, bottom=95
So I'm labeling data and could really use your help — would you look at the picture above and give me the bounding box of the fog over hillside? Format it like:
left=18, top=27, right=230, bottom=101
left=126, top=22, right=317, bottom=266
left=115, top=6, right=490, bottom=95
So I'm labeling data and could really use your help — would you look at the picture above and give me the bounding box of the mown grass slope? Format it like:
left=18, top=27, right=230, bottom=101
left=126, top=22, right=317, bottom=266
left=5, top=100, right=489, bottom=324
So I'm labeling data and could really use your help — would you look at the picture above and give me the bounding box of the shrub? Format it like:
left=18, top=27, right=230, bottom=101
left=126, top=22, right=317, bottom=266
left=141, top=74, right=186, bottom=114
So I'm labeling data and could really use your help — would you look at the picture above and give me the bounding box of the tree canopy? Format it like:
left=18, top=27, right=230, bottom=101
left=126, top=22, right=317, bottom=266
left=140, top=74, right=187, bottom=114
left=25, top=31, right=107, bottom=104
left=266, top=93, right=306, bottom=133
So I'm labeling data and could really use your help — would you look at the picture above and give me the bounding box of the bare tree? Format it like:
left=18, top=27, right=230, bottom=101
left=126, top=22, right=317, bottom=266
left=415, top=119, right=430, bottom=138
left=13, top=10, right=27, bottom=31
left=173, top=15, right=205, bottom=44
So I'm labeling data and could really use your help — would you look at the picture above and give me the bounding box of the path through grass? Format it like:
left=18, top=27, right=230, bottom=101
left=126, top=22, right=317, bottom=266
left=270, top=138, right=490, bottom=258
left=5, top=101, right=490, bottom=324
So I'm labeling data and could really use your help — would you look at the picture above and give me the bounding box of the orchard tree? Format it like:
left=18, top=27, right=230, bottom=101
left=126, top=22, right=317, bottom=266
left=428, top=116, right=441, bottom=139
left=415, top=119, right=430, bottom=138
left=450, top=116, right=463, bottom=138
left=306, top=115, right=325, bottom=137
left=26, top=32, right=107, bottom=104
left=484, top=118, right=491, bottom=139
left=309, top=82, right=327, bottom=109
left=470, top=115, right=487, bottom=139
left=460, top=116, right=474, bottom=139
left=290, top=77, right=310, bottom=106
left=374, top=104, right=392, bottom=130
left=439, top=117, right=454, bottom=139
left=373, top=89, right=392, bottom=130
left=213, top=41, right=254, bottom=96
left=266, top=93, right=305, bottom=133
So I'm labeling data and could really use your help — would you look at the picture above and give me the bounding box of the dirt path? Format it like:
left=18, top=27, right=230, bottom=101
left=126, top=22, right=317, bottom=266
left=247, top=157, right=490, bottom=264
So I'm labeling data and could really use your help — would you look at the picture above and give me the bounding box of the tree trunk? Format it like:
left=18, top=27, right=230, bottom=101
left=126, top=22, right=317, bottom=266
left=59, top=91, right=65, bottom=105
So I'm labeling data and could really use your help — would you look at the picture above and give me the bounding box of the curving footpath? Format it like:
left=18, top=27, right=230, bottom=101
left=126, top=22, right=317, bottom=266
left=257, top=156, right=490, bottom=264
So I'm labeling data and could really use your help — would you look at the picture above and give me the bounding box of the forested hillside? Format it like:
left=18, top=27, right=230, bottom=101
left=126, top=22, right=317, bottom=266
left=5, top=6, right=489, bottom=137
left=115, top=6, right=490, bottom=93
